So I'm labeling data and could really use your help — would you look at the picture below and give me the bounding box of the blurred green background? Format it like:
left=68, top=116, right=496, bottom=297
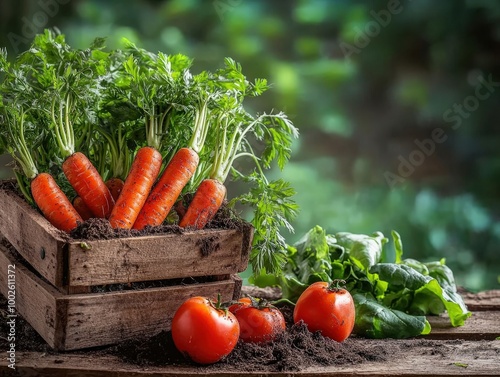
left=1, top=0, right=499, bottom=291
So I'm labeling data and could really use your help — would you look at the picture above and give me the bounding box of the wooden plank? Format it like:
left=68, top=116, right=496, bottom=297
left=67, top=228, right=250, bottom=286
left=463, top=290, right=500, bottom=311
left=62, top=278, right=238, bottom=350
left=0, top=243, right=65, bottom=350
left=238, top=224, right=253, bottom=272
left=231, top=274, right=243, bottom=301
left=0, top=187, right=67, bottom=287
left=426, top=311, right=500, bottom=340
left=2, top=339, right=499, bottom=376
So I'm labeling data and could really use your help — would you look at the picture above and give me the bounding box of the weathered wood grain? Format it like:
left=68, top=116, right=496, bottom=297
left=2, top=339, right=499, bottom=376
left=67, top=228, right=251, bottom=287
left=463, top=290, right=500, bottom=311
left=0, top=188, right=67, bottom=287
left=425, top=311, right=500, bottom=340
left=0, top=243, right=66, bottom=350
left=62, top=277, right=238, bottom=350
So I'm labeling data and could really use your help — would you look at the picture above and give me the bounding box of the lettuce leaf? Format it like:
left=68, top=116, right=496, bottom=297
left=335, top=231, right=387, bottom=269
left=353, top=293, right=431, bottom=338
left=251, top=225, right=471, bottom=338
left=370, top=262, right=471, bottom=326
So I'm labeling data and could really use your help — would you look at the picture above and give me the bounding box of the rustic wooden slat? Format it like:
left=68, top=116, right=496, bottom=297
left=0, top=188, right=67, bottom=287
left=62, top=278, right=237, bottom=350
left=67, top=228, right=251, bottom=287
left=2, top=339, right=499, bottom=376
left=0, top=244, right=66, bottom=350
left=425, top=311, right=500, bottom=340
left=66, top=230, right=241, bottom=286
left=238, top=224, right=253, bottom=272
left=462, top=290, right=500, bottom=311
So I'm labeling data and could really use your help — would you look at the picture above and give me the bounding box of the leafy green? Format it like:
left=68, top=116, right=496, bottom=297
left=253, top=225, right=471, bottom=338
left=336, top=231, right=387, bottom=270
left=353, top=293, right=431, bottom=339
left=0, top=29, right=299, bottom=277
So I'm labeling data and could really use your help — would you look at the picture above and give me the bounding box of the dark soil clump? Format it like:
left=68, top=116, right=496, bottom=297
left=69, top=218, right=184, bottom=240
left=217, top=322, right=387, bottom=372
left=108, top=305, right=388, bottom=372
left=66, top=198, right=248, bottom=241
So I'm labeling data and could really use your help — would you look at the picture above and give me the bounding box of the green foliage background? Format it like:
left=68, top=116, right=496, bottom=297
left=1, top=0, right=499, bottom=291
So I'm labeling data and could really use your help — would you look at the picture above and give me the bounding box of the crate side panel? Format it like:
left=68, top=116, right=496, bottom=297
left=63, top=279, right=237, bottom=350
left=0, top=244, right=64, bottom=349
left=238, top=224, right=253, bottom=273
left=68, top=229, right=245, bottom=286
left=0, top=188, right=66, bottom=287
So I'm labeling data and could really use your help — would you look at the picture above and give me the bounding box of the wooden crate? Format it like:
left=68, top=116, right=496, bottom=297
left=0, top=185, right=252, bottom=351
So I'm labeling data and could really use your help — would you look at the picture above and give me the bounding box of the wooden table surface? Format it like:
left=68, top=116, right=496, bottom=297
left=2, top=290, right=500, bottom=377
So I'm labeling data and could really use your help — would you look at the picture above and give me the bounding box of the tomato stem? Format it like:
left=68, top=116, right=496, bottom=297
left=214, top=293, right=223, bottom=309
left=328, top=279, right=347, bottom=292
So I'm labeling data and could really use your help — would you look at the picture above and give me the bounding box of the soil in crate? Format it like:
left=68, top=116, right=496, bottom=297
left=0, top=180, right=250, bottom=243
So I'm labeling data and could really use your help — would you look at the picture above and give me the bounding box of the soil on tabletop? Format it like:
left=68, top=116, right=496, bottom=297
left=0, top=295, right=474, bottom=373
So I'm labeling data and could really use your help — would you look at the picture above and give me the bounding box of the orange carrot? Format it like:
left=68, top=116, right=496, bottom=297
left=73, top=197, right=93, bottom=221
left=109, top=146, right=162, bottom=229
left=31, top=173, right=83, bottom=232
left=133, top=148, right=199, bottom=230
left=106, top=177, right=125, bottom=201
left=62, top=152, right=115, bottom=219
left=178, top=179, right=226, bottom=229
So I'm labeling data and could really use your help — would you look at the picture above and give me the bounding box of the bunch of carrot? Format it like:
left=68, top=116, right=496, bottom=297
left=0, top=30, right=299, bottom=275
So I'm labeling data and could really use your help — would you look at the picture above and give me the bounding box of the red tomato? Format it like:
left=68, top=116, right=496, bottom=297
left=233, top=305, right=286, bottom=343
left=228, top=297, right=252, bottom=314
left=293, top=281, right=355, bottom=342
left=229, top=298, right=286, bottom=343
left=171, top=296, right=240, bottom=364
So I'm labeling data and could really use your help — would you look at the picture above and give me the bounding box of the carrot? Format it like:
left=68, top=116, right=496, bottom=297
left=109, top=146, right=163, bottom=229
left=73, top=197, right=93, bottom=221
left=178, top=179, right=226, bottom=229
left=31, top=173, right=83, bottom=232
left=62, top=152, right=115, bottom=219
left=106, top=178, right=125, bottom=201
left=133, top=148, right=199, bottom=230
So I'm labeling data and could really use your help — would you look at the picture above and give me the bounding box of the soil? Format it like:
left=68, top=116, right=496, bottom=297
left=0, top=294, right=473, bottom=373
left=0, top=180, right=249, bottom=241
left=0, top=294, right=390, bottom=372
